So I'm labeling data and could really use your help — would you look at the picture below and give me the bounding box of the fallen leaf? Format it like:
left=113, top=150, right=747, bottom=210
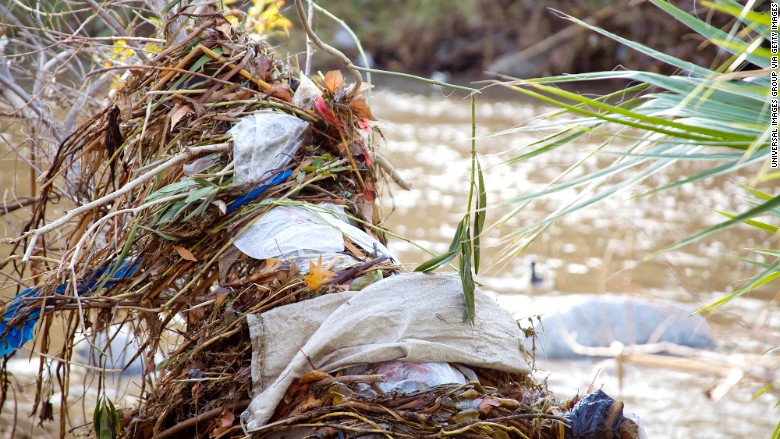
left=269, top=83, right=292, bottom=101
left=323, top=70, right=344, bottom=95
left=173, top=245, right=198, bottom=261
left=214, top=291, right=229, bottom=308
left=304, top=255, right=335, bottom=291
left=478, top=395, right=501, bottom=414
left=348, top=97, right=376, bottom=121
left=170, top=104, right=193, bottom=130
left=298, top=370, right=332, bottom=384
left=343, top=239, right=366, bottom=259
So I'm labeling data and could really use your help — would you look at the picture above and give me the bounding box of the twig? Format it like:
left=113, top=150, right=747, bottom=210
left=293, top=0, right=362, bottom=98
left=21, top=143, right=231, bottom=262
left=370, top=152, right=411, bottom=190
left=330, top=255, right=389, bottom=285
left=153, top=399, right=251, bottom=439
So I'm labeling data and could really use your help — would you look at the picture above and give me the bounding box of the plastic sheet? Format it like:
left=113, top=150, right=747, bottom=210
left=228, top=112, right=309, bottom=186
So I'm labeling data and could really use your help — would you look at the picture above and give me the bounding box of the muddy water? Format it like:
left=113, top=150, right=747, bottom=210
left=371, top=88, right=778, bottom=438
left=0, top=88, right=778, bottom=438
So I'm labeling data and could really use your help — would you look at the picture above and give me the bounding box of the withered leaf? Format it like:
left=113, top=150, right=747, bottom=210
left=298, top=369, right=332, bottom=384
left=323, top=70, right=344, bottom=95
left=348, top=97, right=377, bottom=121
left=173, top=245, right=198, bottom=261
left=269, top=83, right=292, bottom=101
left=170, top=104, right=193, bottom=130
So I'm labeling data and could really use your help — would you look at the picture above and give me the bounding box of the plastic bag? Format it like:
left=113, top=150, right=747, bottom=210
left=563, top=389, right=623, bottom=439
left=228, top=112, right=309, bottom=186
left=374, top=360, right=468, bottom=393
left=234, top=202, right=396, bottom=273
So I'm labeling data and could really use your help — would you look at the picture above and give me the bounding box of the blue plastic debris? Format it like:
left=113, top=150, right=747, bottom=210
left=0, top=259, right=140, bottom=357
left=563, top=389, right=624, bottom=439
left=227, top=170, right=291, bottom=214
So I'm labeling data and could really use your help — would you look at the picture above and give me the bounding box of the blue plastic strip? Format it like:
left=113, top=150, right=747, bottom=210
left=227, top=170, right=291, bottom=214
left=0, top=258, right=140, bottom=357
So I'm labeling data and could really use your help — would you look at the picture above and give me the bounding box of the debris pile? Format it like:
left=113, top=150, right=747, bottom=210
left=0, top=12, right=642, bottom=439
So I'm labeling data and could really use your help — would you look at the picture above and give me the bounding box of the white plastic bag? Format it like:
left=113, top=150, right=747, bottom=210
left=233, top=202, right=397, bottom=272
left=229, top=112, right=309, bottom=186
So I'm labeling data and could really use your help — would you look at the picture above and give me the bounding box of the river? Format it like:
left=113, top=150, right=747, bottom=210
left=0, top=85, right=777, bottom=438
left=372, top=85, right=778, bottom=438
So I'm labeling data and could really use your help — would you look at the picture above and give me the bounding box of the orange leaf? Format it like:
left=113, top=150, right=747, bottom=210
left=348, top=97, right=376, bottom=121
left=298, top=370, right=332, bottom=384
left=323, top=70, right=344, bottom=95
left=304, top=255, right=335, bottom=291
left=174, top=245, right=198, bottom=261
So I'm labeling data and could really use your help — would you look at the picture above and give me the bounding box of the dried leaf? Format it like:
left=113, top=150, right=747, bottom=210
left=216, top=21, right=232, bottom=37
left=170, top=103, right=193, bottom=130
left=478, top=395, right=501, bottom=414
left=269, top=83, right=292, bottom=101
left=343, top=239, right=366, bottom=259
left=323, top=70, right=344, bottom=95
left=298, top=370, right=332, bottom=384
left=214, top=291, right=229, bottom=308
left=219, top=410, right=235, bottom=428
left=173, top=245, right=198, bottom=261
left=304, top=255, right=335, bottom=291
left=348, top=97, right=376, bottom=121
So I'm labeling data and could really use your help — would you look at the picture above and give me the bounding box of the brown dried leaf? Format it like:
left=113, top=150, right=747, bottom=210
left=170, top=104, right=193, bottom=130
left=298, top=369, right=332, bottom=384
left=173, top=245, right=198, bottom=261
left=348, top=97, right=376, bottom=121
left=269, top=83, right=292, bottom=101
left=478, top=395, right=501, bottom=414
left=324, top=70, right=344, bottom=95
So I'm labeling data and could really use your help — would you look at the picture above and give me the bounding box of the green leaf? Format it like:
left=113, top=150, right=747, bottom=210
left=473, top=159, right=486, bottom=274
left=414, top=251, right=457, bottom=273
left=714, top=210, right=779, bottom=233
left=655, top=195, right=780, bottom=256
left=459, top=225, right=475, bottom=324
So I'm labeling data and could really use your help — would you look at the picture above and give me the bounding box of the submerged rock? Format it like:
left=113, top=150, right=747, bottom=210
left=528, top=295, right=714, bottom=359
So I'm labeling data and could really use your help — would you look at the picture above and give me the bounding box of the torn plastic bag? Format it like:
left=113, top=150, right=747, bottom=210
left=228, top=112, right=309, bottom=186
left=233, top=202, right=396, bottom=273
left=241, top=272, right=531, bottom=432
left=563, top=389, right=623, bottom=439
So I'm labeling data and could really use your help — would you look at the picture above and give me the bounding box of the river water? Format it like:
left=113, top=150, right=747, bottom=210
left=370, top=85, right=778, bottom=438
left=1, top=86, right=778, bottom=438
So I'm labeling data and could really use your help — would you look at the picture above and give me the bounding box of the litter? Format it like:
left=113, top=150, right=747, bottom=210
left=242, top=271, right=531, bottom=431
left=233, top=201, right=395, bottom=272
left=229, top=112, right=309, bottom=186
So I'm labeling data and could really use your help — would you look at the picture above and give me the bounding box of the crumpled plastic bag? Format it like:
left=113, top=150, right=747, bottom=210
left=228, top=112, right=309, bottom=186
